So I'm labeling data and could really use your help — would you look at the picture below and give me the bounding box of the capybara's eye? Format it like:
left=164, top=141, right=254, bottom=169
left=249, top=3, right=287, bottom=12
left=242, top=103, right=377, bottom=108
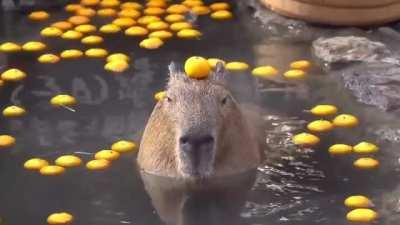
left=221, top=96, right=229, bottom=105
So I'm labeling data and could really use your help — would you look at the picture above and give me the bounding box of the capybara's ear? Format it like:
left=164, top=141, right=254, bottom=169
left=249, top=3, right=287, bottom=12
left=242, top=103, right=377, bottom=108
left=168, top=61, right=188, bottom=87
left=168, top=61, right=177, bottom=77
left=167, top=61, right=179, bottom=86
left=213, top=62, right=226, bottom=82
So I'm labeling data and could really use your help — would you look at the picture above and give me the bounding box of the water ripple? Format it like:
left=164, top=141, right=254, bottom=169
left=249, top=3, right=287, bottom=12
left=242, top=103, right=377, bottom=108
left=241, top=201, right=303, bottom=218
left=243, top=115, right=327, bottom=222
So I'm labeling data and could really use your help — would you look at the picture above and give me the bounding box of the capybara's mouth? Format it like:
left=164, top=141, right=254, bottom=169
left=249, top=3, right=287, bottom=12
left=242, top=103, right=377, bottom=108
left=178, top=147, right=214, bottom=179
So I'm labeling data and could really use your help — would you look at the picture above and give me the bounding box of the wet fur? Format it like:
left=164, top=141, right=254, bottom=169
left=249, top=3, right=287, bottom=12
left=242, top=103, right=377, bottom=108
left=137, top=63, right=263, bottom=179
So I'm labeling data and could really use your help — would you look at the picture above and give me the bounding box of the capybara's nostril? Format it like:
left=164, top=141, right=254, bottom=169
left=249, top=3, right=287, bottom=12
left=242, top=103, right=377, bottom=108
left=179, top=134, right=215, bottom=152
left=179, top=135, right=190, bottom=145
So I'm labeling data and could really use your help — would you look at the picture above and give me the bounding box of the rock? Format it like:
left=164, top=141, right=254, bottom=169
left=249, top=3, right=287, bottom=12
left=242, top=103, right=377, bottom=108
left=312, top=36, right=400, bottom=66
left=311, top=35, right=400, bottom=113
left=372, top=127, right=400, bottom=143
left=377, top=27, right=400, bottom=42
left=337, top=62, right=400, bottom=111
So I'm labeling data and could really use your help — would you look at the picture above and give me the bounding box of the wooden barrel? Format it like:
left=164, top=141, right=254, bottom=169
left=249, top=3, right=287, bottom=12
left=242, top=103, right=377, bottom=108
left=297, top=0, right=398, bottom=8
left=260, top=0, right=400, bottom=26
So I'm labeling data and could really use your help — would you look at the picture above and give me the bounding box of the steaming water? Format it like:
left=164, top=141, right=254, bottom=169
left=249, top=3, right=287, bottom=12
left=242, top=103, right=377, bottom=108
left=1, top=1, right=400, bottom=225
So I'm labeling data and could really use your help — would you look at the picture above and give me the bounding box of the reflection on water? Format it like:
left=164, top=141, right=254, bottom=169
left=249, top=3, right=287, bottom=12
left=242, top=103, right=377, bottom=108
left=0, top=1, right=400, bottom=225
left=141, top=171, right=256, bottom=225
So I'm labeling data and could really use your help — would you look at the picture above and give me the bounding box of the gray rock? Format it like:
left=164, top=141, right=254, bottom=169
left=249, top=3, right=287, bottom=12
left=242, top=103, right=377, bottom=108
left=311, top=35, right=400, bottom=113
left=372, top=127, right=400, bottom=143
left=377, top=27, right=400, bottom=42
left=337, top=62, right=400, bottom=111
left=313, top=36, right=400, bottom=65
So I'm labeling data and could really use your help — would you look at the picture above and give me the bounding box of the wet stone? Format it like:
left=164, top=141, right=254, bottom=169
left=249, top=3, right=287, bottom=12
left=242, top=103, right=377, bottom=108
left=336, top=62, right=400, bottom=111
left=375, top=27, right=400, bottom=51
left=312, top=36, right=399, bottom=66
left=372, top=127, right=400, bottom=143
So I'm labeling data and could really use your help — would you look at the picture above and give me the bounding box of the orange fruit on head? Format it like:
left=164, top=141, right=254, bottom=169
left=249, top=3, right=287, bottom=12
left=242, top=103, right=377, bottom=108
left=184, top=56, right=211, bottom=79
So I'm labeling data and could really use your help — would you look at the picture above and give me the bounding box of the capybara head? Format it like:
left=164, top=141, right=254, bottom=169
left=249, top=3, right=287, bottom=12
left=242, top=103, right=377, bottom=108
left=167, top=62, right=238, bottom=177
left=138, top=62, right=262, bottom=180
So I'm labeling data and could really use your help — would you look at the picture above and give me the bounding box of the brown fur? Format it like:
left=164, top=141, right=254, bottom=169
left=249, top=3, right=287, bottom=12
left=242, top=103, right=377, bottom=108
left=137, top=63, right=263, bottom=179
left=137, top=102, right=179, bottom=177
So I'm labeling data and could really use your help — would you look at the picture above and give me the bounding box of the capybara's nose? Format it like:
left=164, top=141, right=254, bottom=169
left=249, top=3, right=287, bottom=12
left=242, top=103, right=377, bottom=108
left=179, top=134, right=215, bottom=152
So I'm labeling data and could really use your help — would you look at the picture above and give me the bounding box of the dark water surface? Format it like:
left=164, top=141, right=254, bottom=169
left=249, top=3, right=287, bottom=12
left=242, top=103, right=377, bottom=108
left=1, top=1, right=399, bottom=225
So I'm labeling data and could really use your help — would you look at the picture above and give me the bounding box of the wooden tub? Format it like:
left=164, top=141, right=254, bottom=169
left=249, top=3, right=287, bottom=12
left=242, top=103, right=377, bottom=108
left=260, top=0, right=400, bottom=26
